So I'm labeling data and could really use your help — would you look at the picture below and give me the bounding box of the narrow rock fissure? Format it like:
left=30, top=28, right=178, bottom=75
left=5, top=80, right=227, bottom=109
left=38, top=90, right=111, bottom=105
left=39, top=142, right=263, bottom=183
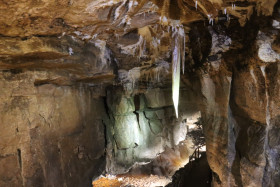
left=17, top=149, right=22, bottom=171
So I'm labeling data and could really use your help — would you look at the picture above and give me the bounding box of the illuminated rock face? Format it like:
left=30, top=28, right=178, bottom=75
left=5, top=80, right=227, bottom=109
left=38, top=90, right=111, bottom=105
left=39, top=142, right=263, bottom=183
left=0, top=0, right=280, bottom=187
left=104, top=87, right=199, bottom=174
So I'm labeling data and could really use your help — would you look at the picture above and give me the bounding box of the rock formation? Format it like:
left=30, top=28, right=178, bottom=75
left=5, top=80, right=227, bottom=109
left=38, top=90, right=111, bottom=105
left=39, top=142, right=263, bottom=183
left=0, top=0, right=279, bottom=186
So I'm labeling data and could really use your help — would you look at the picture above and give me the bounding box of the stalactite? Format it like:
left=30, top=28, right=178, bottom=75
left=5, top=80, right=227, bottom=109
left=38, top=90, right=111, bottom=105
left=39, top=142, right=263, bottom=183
left=139, top=36, right=146, bottom=58
left=94, top=40, right=111, bottom=69
left=160, top=0, right=170, bottom=25
left=68, top=47, right=74, bottom=55
left=171, top=25, right=185, bottom=118
left=172, top=33, right=180, bottom=118
left=114, top=0, right=126, bottom=20
left=128, top=67, right=141, bottom=89
left=117, top=36, right=146, bottom=58
left=227, top=14, right=230, bottom=21
left=209, top=18, right=214, bottom=26
left=162, top=0, right=170, bottom=17
left=180, top=28, right=185, bottom=75
left=208, top=15, right=214, bottom=26
left=232, top=3, right=236, bottom=10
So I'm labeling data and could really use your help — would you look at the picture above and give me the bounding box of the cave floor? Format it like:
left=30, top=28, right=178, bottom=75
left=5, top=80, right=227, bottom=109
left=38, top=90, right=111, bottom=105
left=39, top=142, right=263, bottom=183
left=92, top=174, right=171, bottom=187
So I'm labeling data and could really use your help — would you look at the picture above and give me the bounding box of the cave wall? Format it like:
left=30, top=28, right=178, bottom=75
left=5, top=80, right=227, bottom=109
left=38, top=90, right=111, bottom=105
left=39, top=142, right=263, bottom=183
left=192, top=13, right=280, bottom=187
left=104, top=84, right=201, bottom=174
left=0, top=71, right=106, bottom=187
left=199, top=59, right=280, bottom=187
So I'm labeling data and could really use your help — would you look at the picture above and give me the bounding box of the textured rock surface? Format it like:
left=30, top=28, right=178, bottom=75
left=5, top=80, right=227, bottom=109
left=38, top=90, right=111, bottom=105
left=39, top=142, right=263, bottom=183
left=0, top=0, right=279, bottom=187
left=0, top=71, right=106, bottom=187
left=104, top=86, right=200, bottom=173
left=194, top=10, right=280, bottom=187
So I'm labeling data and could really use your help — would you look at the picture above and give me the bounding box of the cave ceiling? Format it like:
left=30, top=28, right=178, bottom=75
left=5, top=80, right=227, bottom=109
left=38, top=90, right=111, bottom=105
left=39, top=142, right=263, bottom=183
left=0, top=0, right=278, bottom=87
left=0, top=0, right=277, bottom=37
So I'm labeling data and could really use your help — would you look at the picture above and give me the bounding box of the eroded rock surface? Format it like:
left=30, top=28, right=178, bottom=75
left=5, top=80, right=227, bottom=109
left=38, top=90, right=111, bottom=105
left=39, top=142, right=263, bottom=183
left=0, top=71, right=106, bottom=187
left=194, top=9, right=280, bottom=187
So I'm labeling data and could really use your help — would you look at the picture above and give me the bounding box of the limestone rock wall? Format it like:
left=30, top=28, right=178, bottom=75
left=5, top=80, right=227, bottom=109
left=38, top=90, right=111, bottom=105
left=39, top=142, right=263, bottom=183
left=104, top=86, right=200, bottom=174
left=191, top=10, right=280, bottom=187
left=0, top=71, right=106, bottom=187
left=199, top=59, right=280, bottom=187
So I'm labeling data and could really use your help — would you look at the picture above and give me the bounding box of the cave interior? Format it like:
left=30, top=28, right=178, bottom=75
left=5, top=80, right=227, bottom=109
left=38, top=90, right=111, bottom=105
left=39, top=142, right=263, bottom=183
left=0, top=0, right=280, bottom=187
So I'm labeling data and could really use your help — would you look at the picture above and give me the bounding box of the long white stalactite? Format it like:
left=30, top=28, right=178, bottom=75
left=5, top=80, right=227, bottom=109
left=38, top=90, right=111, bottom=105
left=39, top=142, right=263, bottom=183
left=172, top=26, right=185, bottom=118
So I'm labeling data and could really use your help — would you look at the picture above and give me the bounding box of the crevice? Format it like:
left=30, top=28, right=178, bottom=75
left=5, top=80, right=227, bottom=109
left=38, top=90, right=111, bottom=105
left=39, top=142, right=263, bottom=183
left=133, top=111, right=141, bottom=131
left=212, top=171, right=222, bottom=185
left=148, top=121, right=157, bottom=136
left=103, top=96, right=111, bottom=120
left=142, top=110, right=159, bottom=136
left=229, top=67, right=243, bottom=187
left=102, top=120, right=108, bottom=154
left=39, top=113, right=51, bottom=128
left=17, top=149, right=22, bottom=171
left=134, top=95, right=140, bottom=111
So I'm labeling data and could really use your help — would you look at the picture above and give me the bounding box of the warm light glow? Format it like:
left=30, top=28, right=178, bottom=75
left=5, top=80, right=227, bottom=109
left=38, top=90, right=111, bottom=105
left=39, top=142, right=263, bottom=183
left=92, top=174, right=171, bottom=187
